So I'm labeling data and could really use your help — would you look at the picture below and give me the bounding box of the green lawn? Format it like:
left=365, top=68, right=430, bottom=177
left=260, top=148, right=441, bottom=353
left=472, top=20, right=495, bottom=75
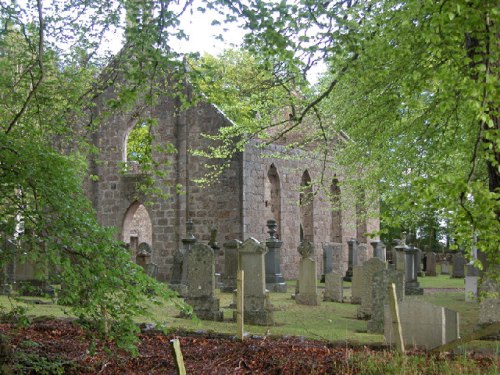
left=0, top=274, right=486, bottom=350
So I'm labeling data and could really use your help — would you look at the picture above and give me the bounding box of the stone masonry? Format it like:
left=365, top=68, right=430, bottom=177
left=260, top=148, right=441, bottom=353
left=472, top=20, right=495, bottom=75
left=87, top=77, right=380, bottom=282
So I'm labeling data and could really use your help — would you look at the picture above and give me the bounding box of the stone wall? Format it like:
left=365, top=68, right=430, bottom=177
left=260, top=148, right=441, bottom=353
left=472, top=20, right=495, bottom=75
left=88, top=79, right=380, bottom=281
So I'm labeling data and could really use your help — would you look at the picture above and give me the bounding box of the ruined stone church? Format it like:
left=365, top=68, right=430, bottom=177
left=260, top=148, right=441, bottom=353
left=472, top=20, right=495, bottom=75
left=87, top=73, right=379, bottom=282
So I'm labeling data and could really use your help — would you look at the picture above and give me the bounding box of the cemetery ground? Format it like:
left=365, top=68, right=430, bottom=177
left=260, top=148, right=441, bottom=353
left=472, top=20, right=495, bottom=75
left=0, top=275, right=498, bottom=374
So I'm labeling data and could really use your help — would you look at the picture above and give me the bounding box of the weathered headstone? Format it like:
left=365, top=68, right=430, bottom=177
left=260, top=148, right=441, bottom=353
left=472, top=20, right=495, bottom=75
left=394, top=234, right=422, bottom=295
left=465, top=263, right=480, bottom=302
left=170, top=220, right=196, bottom=297
left=296, top=241, right=321, bottom=306
left=384, top=300, right=460, bottom=349
left=184, top=243, right=223, bottom=321
left=235, top=238, right=274, bottom=326
left=451, top=253, right=466, bottom=278
left=415, top=248, right=423, bottom=277
left=136, top=242, right=152, bottom=269
left=425, top=252, right=437, bottom=277
left=357, top=258, right=387, bottom=319
left=404, top=245, right=423, bottom=295
left=220, top=239, right=241, bottom=293
left=479, top=277, right=500, bottom=325
left=323, top=272, right=343, bottom=302
left=321, top=244, right=334, bottom=282
left=367, top=268, right=404, bottom=333
left=371, top=241, right=386, bottom=262
left=344, top=238, right=358, bottom=282
left=350, top=265, right=363, bottom=304
left=265, top=220, right=287, bottom=293
left=358, top=243, right=369, bottom=265
left=440, top=260, right=450, bottom=275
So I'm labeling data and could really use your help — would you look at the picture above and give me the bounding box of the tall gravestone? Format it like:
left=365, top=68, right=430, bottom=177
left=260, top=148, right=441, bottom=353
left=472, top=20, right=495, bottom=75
left=367, top=268, right=404, bottom=333
left=350, top=265, right=363, bottom=304
left=265, top=220, right=287, bottom=293
left=236, top=238, right=274, bottom=326
left=323, top=272, right=343, bottom=302
left=425, top=252, right=437, bottom=276
left=451, top=252, right=466, bottom=278
left=358, top=243, right=369, bottom=265
left=344, top=238, right=358, bottom=282
left=184, top=243, right=223, bottom=321
left=357, top=258, right=387, bottom=320
left=321, top=244, right=334, bottom=282
left=371, top=240, right=386, bottom=262
left=220, top=239, right=241, bottom=292
left=440, top=260, right=450, bottom=275
left=296, top=240, right=321, bottom=306
left=169, top=219, right=196, bottom=297
left=395, top=233, right=423, bottom=295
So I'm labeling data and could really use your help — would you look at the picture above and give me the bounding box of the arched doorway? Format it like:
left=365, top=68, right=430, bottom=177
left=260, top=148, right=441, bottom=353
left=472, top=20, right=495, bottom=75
left=300, top=170, right=314, bottom=242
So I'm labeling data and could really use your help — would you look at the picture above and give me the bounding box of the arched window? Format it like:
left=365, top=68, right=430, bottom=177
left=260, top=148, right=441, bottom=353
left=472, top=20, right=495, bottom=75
left=123, top=120, right=153, bottom=172
left=122, top=201, right=153, bottom=259
left=264, top=164, right=282, bottom=238
left=331, top=178, right=342, bottom=243
left=300, top=170, right=314, bottom=242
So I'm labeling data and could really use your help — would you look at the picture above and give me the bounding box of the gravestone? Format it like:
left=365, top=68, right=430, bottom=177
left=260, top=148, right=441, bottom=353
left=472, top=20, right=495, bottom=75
left=235, top=238, right=274, bottom=326
left=358, top=243, right=369, bottom=265
left=440, top=260, right=450, bottom=275
left=265, top=220, right=287, bottom=293
left=331, top=243, right=344, bottom=274
left=357, top=258, right=387, bottom=320
left=344, top=239, right=358, bottom=282
left=479, top=277, right=500, bottom=326
left=296, top=240, right=321, bottom=306
left=394, top=234, right=422, bottom=295
left=465, top=263, right=480, bottom=302
left=404, top=245, right=423, bottom=295
left=350, top=265, right=363, bottom=304
left=425, top=252, right=437, bottom=277
left=136, top=242, right=153, bottom=275
left=416, top=248, right=423, bottom=277
left=184, top=243, right=223, bottom=321
left=451, top=253, right=466, bottom=278
left=220, top=239, right=241, bottom=292
left=323, top=272, right=343, bottom=302
left=170, top=220, right=196, bottom=297
left=321, top=244, right=334, bottom=282
left=367, top=268, right=404, bottom=333
left=371, top=241, right=386, bottom=262
left=384, top=301, right=460, bottom=350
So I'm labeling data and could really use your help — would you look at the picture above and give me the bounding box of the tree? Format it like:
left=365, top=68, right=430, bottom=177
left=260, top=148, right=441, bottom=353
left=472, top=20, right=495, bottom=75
left=0, top=0, right=194, bottom=350
left=199, top=0, right=498, bottom=280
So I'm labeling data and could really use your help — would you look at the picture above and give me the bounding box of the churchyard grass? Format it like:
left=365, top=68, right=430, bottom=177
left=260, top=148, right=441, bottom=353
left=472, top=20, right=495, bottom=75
left=0, top=280, right=495, bottom=351
left=418, top=274, right=464, bottom=289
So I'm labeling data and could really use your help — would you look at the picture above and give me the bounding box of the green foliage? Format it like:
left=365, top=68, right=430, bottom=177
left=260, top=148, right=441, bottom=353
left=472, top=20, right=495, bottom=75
left=0, top=0, right=192, bottom=350
left=203, top=0, right=499, bottom=280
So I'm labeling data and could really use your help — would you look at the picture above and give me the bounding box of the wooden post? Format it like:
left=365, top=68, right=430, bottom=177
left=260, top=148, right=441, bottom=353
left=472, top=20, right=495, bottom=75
left=237, top=269, right=244, bottom=341
left=170, top=339, right=186, bottom=375
left=388, top=283, right=405, bottom=353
